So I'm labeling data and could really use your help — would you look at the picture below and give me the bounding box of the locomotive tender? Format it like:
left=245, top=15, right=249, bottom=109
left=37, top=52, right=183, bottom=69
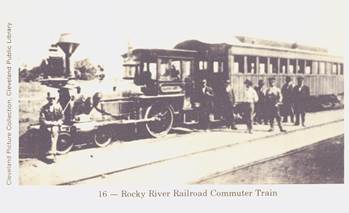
left=29, top=34, right=344, bottom=154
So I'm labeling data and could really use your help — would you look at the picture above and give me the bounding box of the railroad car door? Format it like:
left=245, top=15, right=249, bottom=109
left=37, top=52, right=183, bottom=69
left=211, top=59, right=230, bottom=120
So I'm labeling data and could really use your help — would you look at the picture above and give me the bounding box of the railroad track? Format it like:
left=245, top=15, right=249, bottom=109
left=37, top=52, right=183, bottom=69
left=59, top=118, right=344, bottom=185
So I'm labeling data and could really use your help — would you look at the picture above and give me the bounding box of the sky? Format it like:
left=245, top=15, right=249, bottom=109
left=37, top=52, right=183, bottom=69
left=1, top=0, right=347, bottom=78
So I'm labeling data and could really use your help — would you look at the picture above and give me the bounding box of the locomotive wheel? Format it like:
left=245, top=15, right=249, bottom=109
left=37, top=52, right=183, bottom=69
left=93, top=130, right=112, bottom=147
left=145, top=104, right=174, bottom=138
left=56, top=132, right=74, bottom=155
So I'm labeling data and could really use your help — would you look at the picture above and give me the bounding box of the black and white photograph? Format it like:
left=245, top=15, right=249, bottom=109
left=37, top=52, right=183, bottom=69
left=18, top=33, right=344, bottom=185
left=1, top=0, right=348, bottom=212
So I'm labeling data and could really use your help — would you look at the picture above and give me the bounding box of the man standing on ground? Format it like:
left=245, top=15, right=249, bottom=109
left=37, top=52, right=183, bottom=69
left=39, top=91, right=64, bottom=163
left=281, top=76, right=295, bottom=123
left=265, top=77, right=286, bottom=132
left=198, top=79, right=214, bottom=131
left=243, top=79, right=259, bottom=134
left=254, top=79, right=267, bottom=125
left=293, top=76, right=310, bottom=127
left=220, top=80, right=238, bottom=130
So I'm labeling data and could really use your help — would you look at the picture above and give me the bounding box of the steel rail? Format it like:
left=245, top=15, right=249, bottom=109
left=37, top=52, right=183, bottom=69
left=194, top=134, right=344, bottom=184
left=58, top=118, right=344, bottom=185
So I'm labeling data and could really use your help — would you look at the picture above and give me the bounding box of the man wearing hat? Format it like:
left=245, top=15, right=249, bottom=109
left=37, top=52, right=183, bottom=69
left=293, top=76, right=310, bottom=126
left=254, top=79, right=267, bottom=125
left=219, top=80, right=238, bottom=130
left=281, top=76, right=295, bottom=123
left=198, top=79, right=214, bottom=131
left=39, top=91, right=64, bottom=162
left=265, top=77, right=286, bottom=132
left=243, top=79, right=258, bottom=133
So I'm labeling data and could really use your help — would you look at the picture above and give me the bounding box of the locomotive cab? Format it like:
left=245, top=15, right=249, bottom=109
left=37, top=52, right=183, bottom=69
left=123, top=48, right=197, bottom=95
left=121, top=48, right=201, bottom=127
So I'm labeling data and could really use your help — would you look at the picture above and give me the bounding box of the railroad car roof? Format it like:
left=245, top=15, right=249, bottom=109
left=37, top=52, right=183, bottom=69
left=123, top=48, right=198, bottom=61
left=175, top=40, right=231, bottom=60
left=175, top=39, right=343, bottom=63
left=230, top=43, right=343, bottom=62
left=234, top=36, right=329, bottom=53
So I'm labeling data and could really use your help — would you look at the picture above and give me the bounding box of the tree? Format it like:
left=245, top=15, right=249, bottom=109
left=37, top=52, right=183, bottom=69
left=19, top=58, right=104, bottom=82
left=19, top=61, right=46, bottom=82
left=74, top=58, right=103, bottom=80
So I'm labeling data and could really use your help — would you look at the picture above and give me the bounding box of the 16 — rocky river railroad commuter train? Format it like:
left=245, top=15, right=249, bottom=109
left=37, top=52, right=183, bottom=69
left=28, top=34, right=344, bottom=162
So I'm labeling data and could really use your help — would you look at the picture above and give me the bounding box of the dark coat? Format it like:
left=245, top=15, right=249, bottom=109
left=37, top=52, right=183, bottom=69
left=198, top=86, right=214, bottom=110
left=293, top=85, right=310, bottom=109
left=281, top=83, right=294, bottom=104
left=219, top=86, right=235, bottom=105
left=227, top=88, right=236, bottom=105
left=39, top=103, right=63, bottom=124
left=39, top=102, right=64, bottom=133
left=254, top=86, right=265, bottom=104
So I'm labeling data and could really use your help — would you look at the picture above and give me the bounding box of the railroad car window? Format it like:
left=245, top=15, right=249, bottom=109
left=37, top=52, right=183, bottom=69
left=289, top=59, right=296, bottom=74
left=280, top=58, right=287, bottom=74
left=213, top=61, right=224, bottom=73
left=213, top=61, right=219, bottom=73
left=298, top=60, right=305, bottom=74
left=247, top=56, right=257, bottom=74
left=332, top=63, right=338, bottom=75
left=233, top=55, right=244, bottom=74
left=159, top=59, right=181, bottom=81
left=339, top=63, right=344, bottom=75
left=288, top=65, right=294, bottom=74
left=319, top=62, right=326, bottom=75
left=199, top=61, right=208, bottom=70
left=312, top=61, right=318, bottom=74
left=150, top=63, right=157, bottom=79
left=259, top=63, right=266, bottom=74
left=182, top=60, right=192, bottom=78
left=305, top=60, right=312, bottom=74
left=259, top=57, right=268, bottom=74
left=142, top=62, right=157, bottom=80
left=270, top=58, right=278, bottom=74
left=326, top=62, right=332, bottom=75
left=220, top=61, right=224, bottom=73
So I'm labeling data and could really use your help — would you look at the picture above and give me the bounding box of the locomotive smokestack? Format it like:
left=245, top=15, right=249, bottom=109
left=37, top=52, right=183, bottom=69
left=56, top=33, right=80, bottom=78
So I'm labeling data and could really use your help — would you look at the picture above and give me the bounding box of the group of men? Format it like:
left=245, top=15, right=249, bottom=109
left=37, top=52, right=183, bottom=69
left=197, top=76, right=310, bottom=134
left=38, top=75, right=310, bottom=163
